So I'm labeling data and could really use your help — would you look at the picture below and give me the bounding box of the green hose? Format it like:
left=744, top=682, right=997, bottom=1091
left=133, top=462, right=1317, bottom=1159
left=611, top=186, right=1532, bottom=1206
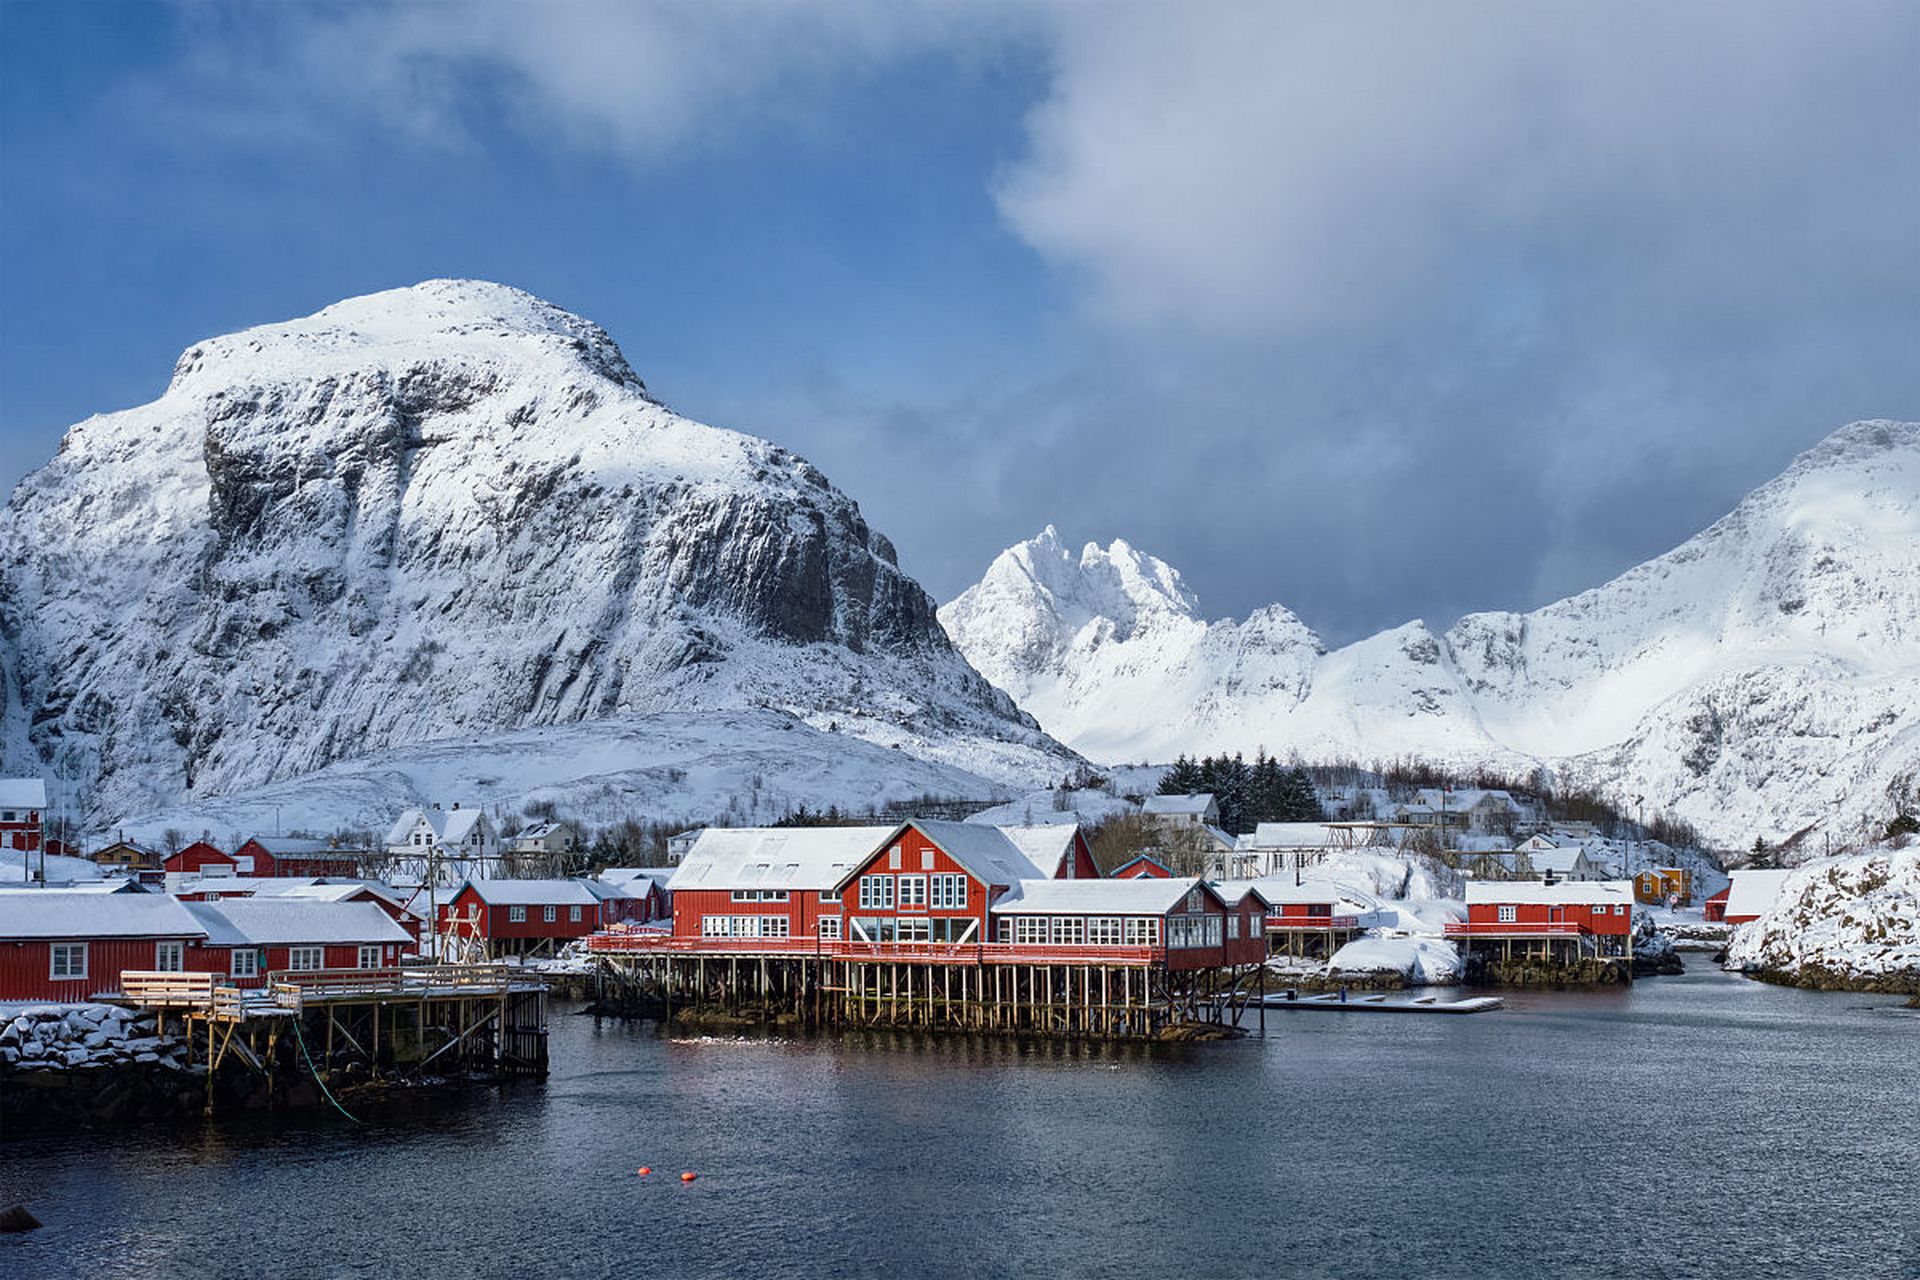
left=291, top=1016, right=363, bottom=1126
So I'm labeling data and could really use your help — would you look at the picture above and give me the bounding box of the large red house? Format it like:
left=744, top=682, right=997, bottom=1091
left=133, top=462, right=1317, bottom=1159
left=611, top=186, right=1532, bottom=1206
left=668, top=825, right=899, bottom=945
left=164, top=841, right=239, bottom=877
left=0, top=893, right=205, bottom=1002
left=988, top=877, right=1260, bottom=969
left=440, top=878, right=648, bottom=957
left=1447, top=880, right=1636, bottom=960
left=231, top=837, right=363, bottom=878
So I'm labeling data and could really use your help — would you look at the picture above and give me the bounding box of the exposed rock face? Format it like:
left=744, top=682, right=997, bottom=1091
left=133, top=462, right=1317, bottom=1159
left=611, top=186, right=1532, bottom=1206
left=0, top=280, right=1066, bottom=825
left=1725, top=846, right=1920, bottom=990
left=942, top=421, right=1920, bottom=848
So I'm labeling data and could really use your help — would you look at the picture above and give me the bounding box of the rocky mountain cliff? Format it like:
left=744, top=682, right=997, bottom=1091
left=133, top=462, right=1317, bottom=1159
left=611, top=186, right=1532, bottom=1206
left=941, top=421, right=1920, bottom=849
left=0, top=280, right=1071, bottom=828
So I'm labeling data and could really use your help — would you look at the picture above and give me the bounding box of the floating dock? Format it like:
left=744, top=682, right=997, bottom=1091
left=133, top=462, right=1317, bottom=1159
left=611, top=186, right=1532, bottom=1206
left=1256, top=991, right=1504, bottom=1015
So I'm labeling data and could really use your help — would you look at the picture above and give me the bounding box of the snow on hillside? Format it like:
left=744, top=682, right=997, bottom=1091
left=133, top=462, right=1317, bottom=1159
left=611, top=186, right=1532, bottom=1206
left=941, top=421, right=1920, bottom=849
left=1725, top=846, right=1920, bottom=989
left=0, top=281, right=1075, bottom=830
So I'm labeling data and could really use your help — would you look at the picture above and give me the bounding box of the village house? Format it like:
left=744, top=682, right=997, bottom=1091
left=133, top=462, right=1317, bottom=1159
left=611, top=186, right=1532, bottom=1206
left=597, top=868, right=673, bottom=923
left=440, top=877, right=645, bottom=958
left=665, top=828, right=703, bottom=864
left=1461, top=846, right=1608, bottom=883
left=0, top=893, right=205, bottom=1001
left=231, top=836, right=363, bottom=878
left=508, top=821, right=580, bottom=860
left=163, top=840, right=243, bottom=879
left=1229, top=877, right=1387, bottom=959
left=1633, top=866, right=1694, bottom=905
left=1447, top=880, right=1637, bottom=968
left=987, top=877, right=1265, bottom=970
left=1230, top=822, right=1337, bottom=879
left=1111, top=853, right=1173, bottom=879
left=0, top=778, right=47, bottom=855
left=667, top=825, right=898, bottom=945
left=825, top=822, right=1051, bottom=950
left=1722, top=869, right=1794, bottom=925
left=185, top=899, right=413, bottom=987
left=1702, top=886, right=1730, bottom=923
left=385, top=805, right=500, bottom=869
left=90, top=839, right=161, bottom=873
left=1142, top=793, right=1220, bottom=829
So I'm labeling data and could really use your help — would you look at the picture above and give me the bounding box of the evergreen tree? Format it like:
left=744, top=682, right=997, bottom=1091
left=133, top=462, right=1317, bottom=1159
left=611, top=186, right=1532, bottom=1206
left=1159, top=754, right=1203, bottom=795
left=1274, top=766, right=1325, bottom=821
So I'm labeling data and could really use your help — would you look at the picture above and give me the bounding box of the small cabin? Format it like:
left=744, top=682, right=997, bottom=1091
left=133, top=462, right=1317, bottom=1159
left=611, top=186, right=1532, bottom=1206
left=186, top=900, right=413, bottom=987
left=1702, top=886, right=1730, bottom=923
left=440, top=878, right=628, bottom=957
left=90, top=840, right=161, bottom=872
left=1633, top=867, right=1693, bottom=905
left=164, top=840, right=241, bottom=878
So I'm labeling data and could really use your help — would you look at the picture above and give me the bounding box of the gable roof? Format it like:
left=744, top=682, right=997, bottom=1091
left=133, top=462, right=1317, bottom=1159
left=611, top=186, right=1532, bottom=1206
left=241, top=836, right=344, bottom=857
left=385, top=807, right=489, bottom=846
left=1238, top=822, right=1335, bottom=849
left=1113, top=853, right=1173, bottom=878
left=0, top=778, right=48, bottom=810
left=0, top=893, right=205, bottom=941
left=995, top=825, right=1084, bottom=878
left=600, top=867, right=674, bottom=891
left=1464, top=879, right=1635, bottom=907
left=1725, top=869, right=1795, bottom=919
left=991, top=876, right=1216, bottom=915
left=457, top=878, right=602, bottom=906
left=1143, top=794, right=1215, bottom=817
left=672, top=827, right=894, bottom=893
left=891, top=821, right=1046, bottom=888
left=186, top=900, right=411, bottom=947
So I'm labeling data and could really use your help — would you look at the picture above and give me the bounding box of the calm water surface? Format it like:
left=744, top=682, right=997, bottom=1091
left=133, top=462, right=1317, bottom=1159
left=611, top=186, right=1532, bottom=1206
left=2, top=964, right=1915, bottom=1279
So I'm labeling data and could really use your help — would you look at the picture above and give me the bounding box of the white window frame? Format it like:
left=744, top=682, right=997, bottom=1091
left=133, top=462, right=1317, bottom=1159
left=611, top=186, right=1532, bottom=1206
left=508, top=905, right=527, bottom=923
left=1614, top=904, right=1627, bottom=915
left=569, top=904, right=582, bottom=922
left=931, top=873, right=968, bottom=911
left=231, top=950, right=259, bottom=979
left=818, top=917, right=842, bottom=940
left=1052, top=916, right=1086, bottom=945
left=543, top=905, right=558, bottom=923
left=898, top=875, right=928, bottom=909
left=1013, top=917, right=1049, bottom=945
left=897, top=917, right=931, bottom=943
left=154, top=940, right=185, bottom=972
left=358, top=945, right=382, bottom=970
left=1498, top=905, right=1517, bottom=923
left=1124, top=918, right=1160, bottom=946
left=287, top=946, right=325, bottom=972
left=1088, top=917, right=1123, bottom=946
left=858, top=875, right=894, bottom=910
left=50, top=942, right=87, bottom=980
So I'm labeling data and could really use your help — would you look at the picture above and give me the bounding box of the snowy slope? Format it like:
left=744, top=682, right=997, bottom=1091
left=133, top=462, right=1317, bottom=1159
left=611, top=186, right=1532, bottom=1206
left=0, top=281, right=1073, bottom=830
left=1725, top=846, right=1920, bottom=988
left=941, top=421, right=1920, bottom=848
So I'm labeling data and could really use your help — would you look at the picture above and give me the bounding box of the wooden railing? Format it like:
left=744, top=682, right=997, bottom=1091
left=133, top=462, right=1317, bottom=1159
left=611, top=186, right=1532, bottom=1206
left=584, top=933, right=1168, bottom=966
left=121, top=970, right=217, bottom=1006
left=1443, top=920, right=1591, bottom=937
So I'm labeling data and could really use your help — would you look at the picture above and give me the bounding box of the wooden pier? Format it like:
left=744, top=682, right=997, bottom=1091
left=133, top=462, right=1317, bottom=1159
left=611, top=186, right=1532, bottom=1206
left=120, top=965, right=550, bottom=1109
left=588, top=937, right=1267, bottom=1039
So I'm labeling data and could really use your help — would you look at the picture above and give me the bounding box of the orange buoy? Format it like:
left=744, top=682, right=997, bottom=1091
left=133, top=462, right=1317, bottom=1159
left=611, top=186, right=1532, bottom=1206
left=637, top=1167, right=651, bottom=1176
left=680, top=1172, right=697, bottom=1182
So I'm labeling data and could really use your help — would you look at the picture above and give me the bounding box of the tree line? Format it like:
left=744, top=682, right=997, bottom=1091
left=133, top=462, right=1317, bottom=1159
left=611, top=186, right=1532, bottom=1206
left=1158, top=751, right=1324, bottom=835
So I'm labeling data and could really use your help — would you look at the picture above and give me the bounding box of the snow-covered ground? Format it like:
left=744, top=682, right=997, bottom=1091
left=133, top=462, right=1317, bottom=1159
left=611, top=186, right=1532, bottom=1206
left=964, top=787, right=1138, bottom=829
left=0, top=850, right=104, bottom=883
left=1726, top=845, right=1920, bottom=987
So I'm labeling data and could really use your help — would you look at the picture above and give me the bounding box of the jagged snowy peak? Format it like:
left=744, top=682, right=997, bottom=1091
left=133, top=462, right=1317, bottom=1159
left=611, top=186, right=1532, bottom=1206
left=943, top=420, right=1920, bottom=847
left=0, top=280, right=1071, bottom=825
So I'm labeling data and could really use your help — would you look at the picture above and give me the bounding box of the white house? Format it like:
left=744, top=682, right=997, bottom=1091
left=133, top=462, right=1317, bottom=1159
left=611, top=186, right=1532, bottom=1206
left=509, top=821, right=579, bottom=858
left=1142, top=794, right=1220, bottom=829
left=385, top=804, right=500, bottom=867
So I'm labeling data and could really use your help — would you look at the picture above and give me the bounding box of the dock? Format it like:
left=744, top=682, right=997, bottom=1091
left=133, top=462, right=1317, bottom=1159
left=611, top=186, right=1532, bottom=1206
left=1256, top=991, right=1504, bottom=1015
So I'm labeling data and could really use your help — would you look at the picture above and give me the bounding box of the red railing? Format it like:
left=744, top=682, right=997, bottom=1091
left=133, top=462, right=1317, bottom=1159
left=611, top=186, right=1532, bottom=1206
left=1443, top=920, right=1591, bottom=937
left=584, top=932, right=1166, bottom=966
left=1265, top=915, right=1359, bottom=930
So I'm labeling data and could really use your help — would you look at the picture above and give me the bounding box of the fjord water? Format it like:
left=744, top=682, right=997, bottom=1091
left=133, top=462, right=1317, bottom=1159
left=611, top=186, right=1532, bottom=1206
left=4, top=965, right=1914, bottom=1279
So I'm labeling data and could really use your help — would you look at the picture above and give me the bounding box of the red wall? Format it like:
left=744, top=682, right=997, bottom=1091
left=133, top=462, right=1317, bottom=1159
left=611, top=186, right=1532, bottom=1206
left=165, top=842, right=234, bottom=875
left=1, top=815, right=41, bottom=853
left=186, top=942, right=404, bottom=988
left=0, top=936, right=198, bottom=1001
left=1466, top=900, right=1632, bottom=936
left=1114, top=859, right=1171, bottom=879
left=833, top=827, right=994, bottom=942
left=443, top=886, right=607, bottom=941
left=1062, top=833, right=1100, bottom=879
left=232, top=840, right=362, bottom=878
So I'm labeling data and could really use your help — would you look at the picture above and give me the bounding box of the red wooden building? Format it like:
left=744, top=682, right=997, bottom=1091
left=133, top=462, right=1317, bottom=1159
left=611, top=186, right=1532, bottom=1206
left=0, top=779, right=46, bottom=856
left=0, top=893, right=205, bottom=1001
left=989, top=877, right=1260, bottom=969
left=1446, top=880, right=1636, bottom=963
left=184, top=900, right=413, bottom=988
left=1702, top=886, right=1730, bottom=923
left=825, top=821, right=1046, bottom=950
left=232, top=837, right=363, bottom=878
left=668, top=825, right=899, bottom=944
left=440, top=878, right=648, bottom=957
left=164, top=841, right=239, bottom=878
left=1112, top=854, right=1173, bottom=880
left=999, top=825, right=1102, bottom=879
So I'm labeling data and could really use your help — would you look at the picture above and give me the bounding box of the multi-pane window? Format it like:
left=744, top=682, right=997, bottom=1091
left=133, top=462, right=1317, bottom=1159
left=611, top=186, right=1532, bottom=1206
left=897, top=918, right=931, bottom=943
left=569, top=905, right=582, bottom=922
left=358, top=945, right=382, bottom=970
left=49, top=943, right=87, bottom=980
left=231, top=950, right=259, bottom=979
left=1013, top=917, right=1049, bottom=945
left=1166, top=916, right=1222, bottom=949
left=858, top=876, right=894, bottom=910
left=702, top=916, right=790, bottom=938
left=898, top=875, right=928, bottom=908
left=1052, top=917, right=1086, bottom=945
left=154, top=941, right=185, bottom=972
left=818, top=917, right=842, bottom=940
left=543, top=905, right=558, bottom=923
left=930, top=874, right=967, bottom=910
left=1497, top=905, right=1517, bottom=923
left=1228, top=913, right=1241, bottom=940
left=732, top=890, right=790, bottom=902
left=288, top=947, right=325, bottom=971
left=1125, top=918, right=1161, bottom=946
left=1087, top=917, right=1124, bottom=946
left=509, top=905, right=528, bottom=923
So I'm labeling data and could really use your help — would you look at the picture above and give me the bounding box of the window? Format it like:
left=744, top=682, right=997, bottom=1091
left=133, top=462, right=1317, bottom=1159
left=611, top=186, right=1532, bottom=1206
left=1124, top=918, right=1160, bottom=946
left=358, top=945, right=382, bottom=970
left=1498, top=905, right=1517, bottom=923
left=1052, top=917, right=1085, bottom=945
left=1593, top=904, right=1607, bottom=914
left=231, top=950, right=258, bottom=979
left=889, top=845, right=902, bottom=869
left=569, top=905, right=582, bottom=922
left=818, top=917, right=842, bottom=940
left=732, top=889, right=790, bottom=902
left=509, top=905, right=528, bottom=923
left=931, top=874, right=967, bottom=910
left=205, top=892, right=222, bottom=902
left=543, top=905, right=558, bottom=923
left=898, top=875, right=928, bottom=908
left=50, top=943, right=87, bottom=980
left=1167, top=915, right=1222, bottom=949
left=413, top=833, right=424, bottom=846
left=762, top=916, right=790, bottom=939
left=1013, top=917, right=1049, bottom=945
left=1228, top=914, right=1241, bottom=940
left=897, top=918, right=931, bottom=943
left=921, top=849, right=936, bottom=871
left=155, top=941, right=184, bottom=972
left=288, top=947, right=324, bottom=972
left=1088, top=917, right=1123, bottom=946
left=819, top=890, right=839, bottom=903
left=858, top=876, right=894, bottom=910
left=1614, top=904, right=1627, bottom=915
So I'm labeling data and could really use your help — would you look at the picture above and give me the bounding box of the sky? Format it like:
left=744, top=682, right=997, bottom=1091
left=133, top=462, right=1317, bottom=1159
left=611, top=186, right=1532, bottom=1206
left=1, top=1, right=1915, bottom=643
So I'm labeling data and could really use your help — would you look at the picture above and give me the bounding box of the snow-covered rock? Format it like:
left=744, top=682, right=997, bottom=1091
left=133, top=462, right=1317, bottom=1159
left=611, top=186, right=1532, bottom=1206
left=0, top=281, right=1075, bottom=829
left=1725, top=846, right=1920, bottom=989
left=1326, top=935, right=1464, bottom=985
left=942, top=421, right=1920, bottom=850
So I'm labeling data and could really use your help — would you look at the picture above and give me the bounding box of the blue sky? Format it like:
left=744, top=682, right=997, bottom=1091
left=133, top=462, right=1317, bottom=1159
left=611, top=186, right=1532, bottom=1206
left=3, top=2, right=1916, bottom=641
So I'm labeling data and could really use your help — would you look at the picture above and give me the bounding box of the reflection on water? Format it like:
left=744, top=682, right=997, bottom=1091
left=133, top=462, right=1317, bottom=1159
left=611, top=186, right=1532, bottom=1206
left=3, top=965, right=1916, bottom=1279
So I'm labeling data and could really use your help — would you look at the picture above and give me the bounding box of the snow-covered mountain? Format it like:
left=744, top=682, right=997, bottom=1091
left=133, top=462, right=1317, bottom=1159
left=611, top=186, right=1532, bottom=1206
left=0, top=280, right=1073, bottom=831
left=941, top=421, right=1920, bottom=848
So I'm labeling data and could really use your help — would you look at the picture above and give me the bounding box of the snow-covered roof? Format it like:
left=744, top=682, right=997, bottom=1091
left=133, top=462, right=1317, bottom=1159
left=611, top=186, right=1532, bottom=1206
left=1725, top=869, right=1795, bottom=919
left=186, top=900, right=411, bottom=947
left=1526, top=849, right=1594, bottom=874
left=902, top=821, right=1046, bottom=888
left=1237, top=822, right=1334, bottom=850
left=1464, top=879, right=1635, bottom=906
left=515, top=821, right=571, bottom=841
left=273, top=883, right=404, bottom=909
left=0, top=893, right=205, bottom=940
left=0, top=779, right=48, bottom=810
left=579, top=879, right=643, bottom=903
left=1143, top=794, right=1214, bottom=816
left=996, top=825, right=1081, bottom=877
left=385, top=806, right=488, bottom=846
left=175, top=875, right=324, bottom=897
left=672, top=827, right=894, bottom=893
left=991, top=876, right=1209, bottom=915
left=1113, top=853, right=1172, bottom=877
left=601, top=867, right=674, bottom=890
left=0, top=879, right=144, bottom=895
left=460, top=878, right=602, bottom=906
